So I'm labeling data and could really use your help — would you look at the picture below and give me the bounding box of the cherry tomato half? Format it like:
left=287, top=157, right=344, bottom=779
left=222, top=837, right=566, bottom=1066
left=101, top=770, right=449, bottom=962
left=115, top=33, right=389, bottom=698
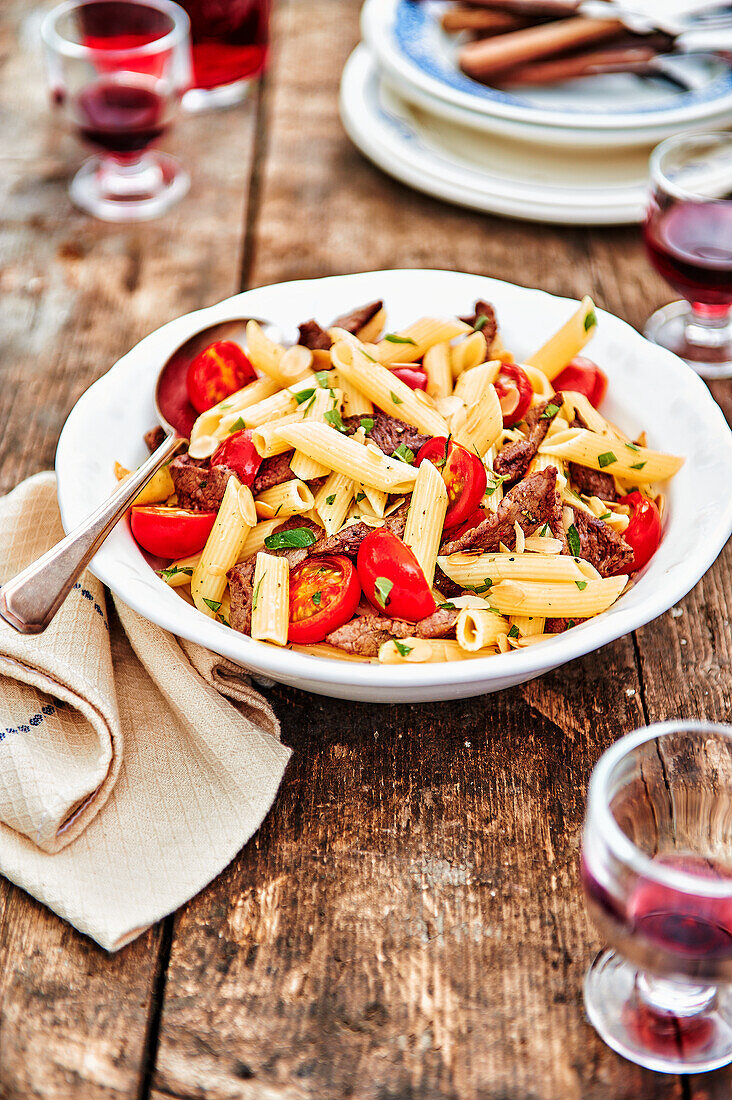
left=493, top=362, right=533, bottom=427
left=186, top=340, right=256, bottom=414
left=211, top=429, right=262, bottom=487
left=450, top=507, right=485, bottom=541
left=131, top=506, right=216, bottom=559
left=288, top=555, right=361, bottom=643
left=553, top=356, right=608, bottom=409
left=357, top=529, right=436, bottom=622
left=390, top=366, right=428, bottom=391
left=616, top=491, right=662, bottom=574
left=415, top=438, right=487, bottom=531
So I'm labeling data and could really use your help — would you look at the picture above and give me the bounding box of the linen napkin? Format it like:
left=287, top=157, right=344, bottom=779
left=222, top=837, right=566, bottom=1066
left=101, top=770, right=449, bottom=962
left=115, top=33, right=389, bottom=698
left=0, top=472, right=291, bottom=951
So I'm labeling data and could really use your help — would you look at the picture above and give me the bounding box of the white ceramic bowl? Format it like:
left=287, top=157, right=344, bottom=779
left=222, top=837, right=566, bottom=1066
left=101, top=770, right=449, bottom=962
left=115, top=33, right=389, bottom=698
left=56, top=270, right=732, bottom=702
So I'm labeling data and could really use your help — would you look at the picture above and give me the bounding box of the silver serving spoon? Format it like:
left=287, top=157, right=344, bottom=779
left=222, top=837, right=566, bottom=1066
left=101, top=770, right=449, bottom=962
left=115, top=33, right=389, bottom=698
left=0, top=316, right=272, bottom=634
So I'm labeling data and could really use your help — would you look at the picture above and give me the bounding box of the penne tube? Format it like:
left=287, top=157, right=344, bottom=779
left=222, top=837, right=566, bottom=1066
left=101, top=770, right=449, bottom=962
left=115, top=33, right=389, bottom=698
left=487, top=576, right=628, bottom=618
left=378, top=638, right=499, bottom=663
left=437, top=551, right=601, bottom=586
left=331, top=341, right=448, bottom=437
left=453, top=360, right=501, bottom=405
left=314, top=472, right=355, bottom=535
left=522, top=364, right=556, bottom=400
left=452, top=386, right=503, bottom=457
left=189, top=376, right=281, bottom=456
left=374, top=318, right=471, bottom=365
left=560, top=390, right=615, bottom=436
left=255, top=478, right=314, bottom=519
left=330, top=366, right=374, bottom=417
left=511, top=614, right=545, bottom=637
left=251, top=412, right=301, bottom=457
left=246, top=321, right=313, bottom=387
left=288, top=642, right=376, bottom=662
left=456, top=608, right=511, bottom=652
left=191, top=478, right=256, bottom=617
left=451, top=330, right=489, bottom=379
left=289, top=387, right=335, bottom=479
left=423, top=342, right=453, bottom=400
left=354, top=306, right=387, bottom=343
left=525, top=296, right=597, bottom=381
left=539, top=428, right=684, bottom=483
left=403, top=460, right=448, bottom=586
left=237, top=517, right=290, bottom=561
left=115, top=462, right=175, bottom=505
left=490, top=331, right=512, bottom=361
left=218, top=389, right=296, bottom=436
left=356, top=482, right=388, bottom=519
left=250, top=553, right=290, bottom=646
left=274, top=422, right=418, bottom=493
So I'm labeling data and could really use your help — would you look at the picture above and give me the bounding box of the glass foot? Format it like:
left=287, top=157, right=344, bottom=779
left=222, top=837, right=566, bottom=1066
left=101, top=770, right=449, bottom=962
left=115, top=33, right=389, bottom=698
left=584, top=949, right=732, bottom=1074
left=182, top=79, right=254, bottom=112
left=70, top=153, right=189, bottom=223
left=645, top=300, right=732, bottom=380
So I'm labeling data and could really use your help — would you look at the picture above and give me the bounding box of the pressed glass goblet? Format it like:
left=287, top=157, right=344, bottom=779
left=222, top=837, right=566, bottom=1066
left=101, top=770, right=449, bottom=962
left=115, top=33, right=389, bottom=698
left=643, top=132, right=732, bottom=379
left=582, top=721, right=732, bottom=1073
left=42, top=0, right=192, bottom=221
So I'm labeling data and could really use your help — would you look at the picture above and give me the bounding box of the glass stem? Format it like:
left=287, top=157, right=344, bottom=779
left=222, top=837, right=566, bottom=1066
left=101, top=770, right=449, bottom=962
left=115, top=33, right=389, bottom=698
left=686, top=303, right=732, bottom=350
left=636, top=971, right=717, bottom=1018
left=98, top=153, right=163, bottom=200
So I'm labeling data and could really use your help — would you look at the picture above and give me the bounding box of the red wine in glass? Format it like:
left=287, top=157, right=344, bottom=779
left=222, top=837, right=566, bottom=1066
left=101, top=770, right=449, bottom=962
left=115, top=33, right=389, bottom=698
left=644, top=200, right=732, bottom=311
left=76, top=80, right=166, bottom=155
left=179, top=0, right=270, bottom=97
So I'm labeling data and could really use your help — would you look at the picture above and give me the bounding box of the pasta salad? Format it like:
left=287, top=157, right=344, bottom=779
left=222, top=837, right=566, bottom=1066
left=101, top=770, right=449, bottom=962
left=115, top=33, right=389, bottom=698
left=120, top=295, right=684, bottom=664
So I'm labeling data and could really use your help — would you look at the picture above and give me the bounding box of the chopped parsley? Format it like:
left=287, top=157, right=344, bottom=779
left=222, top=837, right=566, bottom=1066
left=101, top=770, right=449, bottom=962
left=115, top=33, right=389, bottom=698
left=392, top=443, right=415, bottom=464
left=300, top=393, right=316, bottom=415
left=597, top=451, right=617, bottom=468
left=541, top=403, right=561, bottom=419
left=361, top=349, right=377, bottom=363
left=394, top=640, right=412, bottom=657
left=537, top=522, right=551, bottom=537
left=324, top=408, right=346, bottom=432
left=584, top=309, right=597, bottom=332
left=630, top=461, right=647, bottom=471
left=314, top=370, right=332, bottom=388
left=439, top=602, right=457, bottom=610
left=384, top=333, right=416, bottom=345
left=390, top=391, right=404, bottom=405
left=359, top=417, right=374, bottom=434
left=599, top=512, right=612, bottom=521
left=355, top=492, right=366, bottom=502
left=218, top=613, right=231, bottom=628
left=567, top=523, right=581, bottom=557
left=158, top=565, right=193, bottom=582
left=625, top=442, right=640, bottom=452
left=312, top=591, right=322, bottom=606
left=465, top=578, right=493, bottom=595
left=508, top=624, right=519, bottom=639
left=203, top=598, right=222, bottom=613
left=374, top=576, right=393, bottom=610
left=575, top=580, right=588, bottom=591
left=264, top=528, right=318, bottom=551
left=294, top=387, right=316, bottom=405
left=229, top=417, right=246, bottom=433
left=485, top=473, right=508, bottom=496
left=567, top=619, right=576, bottom=629
left=473, top=313, right=490, bottom=332
left=325, top=494, right=336, bottom=505
left=252, top=573, right=265, bottom=612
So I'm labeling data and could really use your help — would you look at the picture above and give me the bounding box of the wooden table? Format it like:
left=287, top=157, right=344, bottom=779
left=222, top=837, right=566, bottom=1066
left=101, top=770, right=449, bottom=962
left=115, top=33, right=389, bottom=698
left=1, top=1, right=730, bottom=1096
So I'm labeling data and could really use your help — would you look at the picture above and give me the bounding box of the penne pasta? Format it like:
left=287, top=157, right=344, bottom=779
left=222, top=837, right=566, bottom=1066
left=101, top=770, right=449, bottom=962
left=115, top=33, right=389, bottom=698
left=191, top=478, right=256, bottom=617
left=452, top=386, right=503, bottom=457
left=288, top=642, right=376, bottom=662
left=451, top=331, right=488, bottom=378
left=329, top=365, right=374, bottom=417
left=437, top=550, right=601, bottom=587
left=238, top=517, right=292, bottom=561
left=246, top=321, right=313, bottom=387
left=289, top=387, right=336, bottom=479
left=453, top=360, right=500, bottom=405
left=189, top=376, right=280, bottom=457
left=115, top=462, right=175, bottom=505
left=525, top=296, right=598, bottom=381
left=423, top=342, right=453, bottom=400
left=511, top=615, right=545, bottom=637
left=250, top=553, right=290, bottom=646
left=251, top=411, right=301, bottom=457
left=539, top=428, right=684, bottom=483
left=403, top=459, right=448, bottom=586
left=456, top=607, right=511, bottom=651
left=522, top=364, right=556, bottom=400
left=274, top=421, right=418, bottom=493
left=354, top=306, right=387, bottom=343
left=378, top=638, right=501, bottom=663
left=374, top=318, right=471, bottom=365
left=356, top=481, right=388, bottom=519
left=255, top=478, right=314, bottom=520
left=487, top=576, right=628, bottom=618
left=314, top=472, right=355, bottom=535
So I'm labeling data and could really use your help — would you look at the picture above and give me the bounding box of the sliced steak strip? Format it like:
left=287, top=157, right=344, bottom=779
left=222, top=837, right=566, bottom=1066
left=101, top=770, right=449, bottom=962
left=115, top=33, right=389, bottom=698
left=545, top=617, right=586, bottom=634
left=569, top=462, right=619, bottom=502
left=571, top=508, right=633, bottom=577
left=144, top=426, right=166, bottom=452
left=325, top=607, right=459, bottom=658
left=459, top=299, right=497, bottom=348
left=494, top=399, right=559, bottom=482
left=311, top=505, right=408, bottom=559
left=169, top=454, right=236, bottom=512
left=252, top=453, right=295, bottom=495
left=331, top=299, right=383, bottom=335
left=343, top=410, right=430, bottom=456
left=298, top=319, right=331, bottom=351
left=441, top=468, right=562, bottom=555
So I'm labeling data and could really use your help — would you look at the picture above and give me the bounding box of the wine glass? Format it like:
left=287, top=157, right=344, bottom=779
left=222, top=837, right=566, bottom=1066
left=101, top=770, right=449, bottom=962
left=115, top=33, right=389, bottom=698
left=177, top=0, right=271, bottom=112
left=582, top=721, right=732, bottom=1074
left=643, top=132, right=732, bottom=379
left=42, top=0, right=192, bottom=222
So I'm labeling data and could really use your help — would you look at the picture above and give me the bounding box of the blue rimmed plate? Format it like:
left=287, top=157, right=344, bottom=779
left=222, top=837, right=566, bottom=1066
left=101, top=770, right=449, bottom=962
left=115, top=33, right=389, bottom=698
left=362, top=0, right=732, bottom=140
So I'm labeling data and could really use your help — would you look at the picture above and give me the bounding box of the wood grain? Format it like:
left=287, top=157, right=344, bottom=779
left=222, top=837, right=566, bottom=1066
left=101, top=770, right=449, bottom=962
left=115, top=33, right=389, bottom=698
left=0, top=0, right=260, bottom=1095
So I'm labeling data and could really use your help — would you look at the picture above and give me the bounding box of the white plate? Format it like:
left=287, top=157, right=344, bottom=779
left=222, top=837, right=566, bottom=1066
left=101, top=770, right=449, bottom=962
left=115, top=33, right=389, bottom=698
left=340, top=46, right=648, bottom=225
left=362, top=0, right=732, bottom=142
left=56, top=270, right=732, bottom=702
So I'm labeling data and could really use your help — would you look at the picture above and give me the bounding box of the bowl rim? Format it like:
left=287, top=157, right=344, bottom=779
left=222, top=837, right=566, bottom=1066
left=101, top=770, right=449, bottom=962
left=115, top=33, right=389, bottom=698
left=56, top=268, right=732, bottom=694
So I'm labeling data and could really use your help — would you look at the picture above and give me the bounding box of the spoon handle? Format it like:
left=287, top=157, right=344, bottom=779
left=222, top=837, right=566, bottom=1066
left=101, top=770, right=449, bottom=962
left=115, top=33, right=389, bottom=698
left=0, top=434, right=182, bottom=634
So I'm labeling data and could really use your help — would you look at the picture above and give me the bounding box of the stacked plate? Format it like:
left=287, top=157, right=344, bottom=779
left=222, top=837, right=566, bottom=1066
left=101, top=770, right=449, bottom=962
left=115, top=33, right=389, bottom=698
left=340, top=0, right=732, bottom=225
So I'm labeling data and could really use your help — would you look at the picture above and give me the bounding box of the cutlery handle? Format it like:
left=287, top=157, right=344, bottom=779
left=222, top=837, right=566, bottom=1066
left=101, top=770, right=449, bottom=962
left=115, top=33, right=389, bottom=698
left=459, top=16, right=623, bottom=78
left=0, top=434, right=182, bottom=634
